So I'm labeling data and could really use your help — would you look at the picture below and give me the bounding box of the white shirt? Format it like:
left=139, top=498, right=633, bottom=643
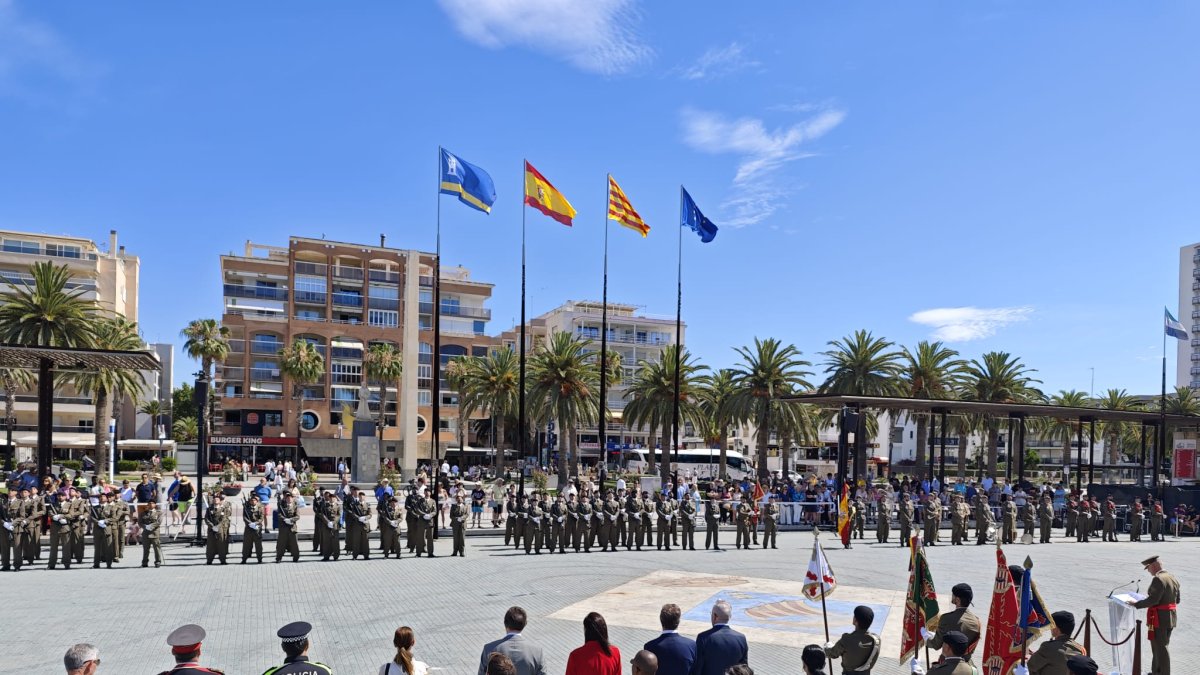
left=441, top=461, right=450, bottom=474
left=616, top=478, right=626, bottom=491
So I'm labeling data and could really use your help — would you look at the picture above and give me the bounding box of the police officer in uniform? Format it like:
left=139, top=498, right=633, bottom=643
left=824, top=605, right=881, bottom=675
left=140, top=497, right=164, bottom=567
left=380, top=495, right=403, bottom=558
left=262, top=622, right=333, bottom=675
left=319, top=492, right=341, bottom=561
left=680, top=490, right=698, bottom=550
left=276, top=491, right=301, bottom=563
left=157, top=624, right=224, bottom=674
left=1026, top=611, right=1084, bottom=675
left=925, top=584, right=981, bottom=660
left=898, top=493, right=914, bottom=547
left=1038, top=495, right=1054, bottom=544
left=242, top=494, right=265, bottom=563
left=205, top=492, right=231, bottom=565
left=1130, top=555, right=1181, bottom=675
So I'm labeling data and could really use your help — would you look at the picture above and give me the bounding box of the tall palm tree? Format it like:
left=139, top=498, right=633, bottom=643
left=181, top=318, right=231, bottom=381
left=138, top=398, right=169, bottom=458
left=1096, top=389, right=1144, bottom=468
left=623, top=345, right=707, bottom=484
left=459, top=348, right=520, bottom=475
left=279, top=338, right=324, bottom=464
left=900, top=341, right=965, bottom=480
left=963, top=351, right=1041, bottom=476
left=728, top=338, right=813, bottom=481
left=770, top=393, right=821, bottom=478
left=1162, top=385, right=1200, bottom=416
left=697, top=369, right=742, bottom=479
left=0, top=261, right=97, bottom=347
left=70, top=317, right=145, bottom=475
left=819, top=330, right=904, bottom=479
left=527, top=332, right=599, bottom=487
left=1037, top=390, right=1092, bottom=472
left=444, top=355, right=472, bottom=465
left=363, top=342, right=403, bottom=451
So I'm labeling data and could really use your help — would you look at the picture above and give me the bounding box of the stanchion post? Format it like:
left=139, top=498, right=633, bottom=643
left=1133, top=619, right=1142, bottom=675
left=1083, top=608, right=1092, bottom=655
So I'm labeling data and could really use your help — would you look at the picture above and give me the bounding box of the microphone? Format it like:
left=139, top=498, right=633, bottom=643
left=1108, top=580, right=1137, bottom=598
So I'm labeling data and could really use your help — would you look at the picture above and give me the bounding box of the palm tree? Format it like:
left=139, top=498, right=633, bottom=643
left=70, top=317, right=145, bottom=475
left=770, top=394, right=821, bottom=478
left=1037, top=390, right=1092, bottom=473
left=279, top=338, right=324, bottom=464
left=0, top=367, right=34, bottom=469
left=899, top=341, right=965, bottom=480
left=363, top=342, right=403, bottom=451
left=963, top=351, right=1041, bottom=476
left=172, top=416, right=198, bottom=444
left=728, top=338, right=813, bottom=481
left=527, top=332, right=599, bottom=487
left=623, top=345, right=707, bottom=484
left=697, top=369, right=742, bottom=480
left=1163, top=385, right=1200, bottom=416
left=819, top=330, right=904, bottom=479
left=459, top=348, right=520, bottom=476
left=138, top=398, right=169, bottom=459
left=1096, top=389, right=1144, bottom=469
left=181, top=318, right=231, bottom=381
left=444, top=355, right=472, bottom=465
left=0, top=261, right=97, bottom=347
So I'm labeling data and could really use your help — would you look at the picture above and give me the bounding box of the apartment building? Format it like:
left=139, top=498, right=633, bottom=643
left=0, top=229, right=145, bottom=455
left=215, top=237, right=494, bottom=473
left=1177, top=242, right=1200, bottom=389
left=496, top=300, right=684, bottom=461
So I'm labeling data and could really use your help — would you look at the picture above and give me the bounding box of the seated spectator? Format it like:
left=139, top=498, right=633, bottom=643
left=565, top=612, right=621, bottom=675
left=63, top=643, right=99, bottom=675
left=379, top=626, right=427, bottom=675
left=800, top=645, right=827, bottom=675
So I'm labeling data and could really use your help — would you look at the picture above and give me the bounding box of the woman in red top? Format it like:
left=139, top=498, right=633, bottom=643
left=565, top=612, right=621, bottom=675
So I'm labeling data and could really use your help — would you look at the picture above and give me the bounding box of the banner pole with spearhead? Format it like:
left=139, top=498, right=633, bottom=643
left=815, top=529, right=830, bottom=643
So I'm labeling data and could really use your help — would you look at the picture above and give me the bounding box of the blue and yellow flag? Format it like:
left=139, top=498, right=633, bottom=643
left=440, top=148, right=496, bottom=214
left=681, top=187, right=718, bottom=243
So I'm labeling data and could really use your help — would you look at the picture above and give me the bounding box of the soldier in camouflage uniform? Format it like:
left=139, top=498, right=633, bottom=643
left=320, top=493, right=341, bottom=561
left=762, top=494, right=780, bottom=549
left=680, top=490, right=697, bottom=550
left=379, top=495, right=403, bottom=558
left=451, top=493, right=467, bottom=557
left=139, top=500, right=164, bottom=567
left=275, top=491, right=301, bottom=563
left=241, top=494, right=265, bottom=564
left=205, top=492, right=231, bottom=564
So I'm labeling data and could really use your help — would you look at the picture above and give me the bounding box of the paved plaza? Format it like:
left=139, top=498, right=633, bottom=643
left=9, top=530, right=1197, bottom=674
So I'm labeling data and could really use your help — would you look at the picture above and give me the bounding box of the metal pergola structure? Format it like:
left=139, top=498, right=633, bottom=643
left=785, top=393, right=1196, bottom=493
left=0, top=343, right=161, bottom=477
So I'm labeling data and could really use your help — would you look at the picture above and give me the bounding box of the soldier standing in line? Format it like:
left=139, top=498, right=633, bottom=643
left=590, top=490, right=605, bottom=550
left=342, top=488, right=363, bottom=559
left=924, top=492, right=942, bottom=545
left=405, top=486, right=420, bottom=552
left=419, top=485, right=437, bottom=557
left=512, top=493, right=527, bottom=551
left=350, top=489, right=373, bottom=560
left=113, top=490, right=129, bottom=563
left=205, top=492, right=231, bottom=565
left=624, top=489, right=642, bottom=550
left=1102, top=495, right=1117, bottom=542
left=1076, top=498, right=1092, bottom=543
left=614, top=489, right=628, bottom=549
left=1129, top=498, right=1144, bottom=542
left=311, top=492, right=325, bottom=554
left=450, top=493, right=467, bottom=557
left=762, top=494, right=779, bottom=549
left=28, top=486, right=45, bottom=561
left=1001, top=493, right=1017, bottom=544
left=876, top=493, right=891, bottom=544
left=11, top=487, right=30, bottom=569
left=380, top=495, right=402, bottom=558
left=704, top=490, right=721, bottom=551
left=1129, top=555, right=1181, bottom=675
left=242, top=493, right=265, bottom=564
left=502, top=490, right=518, bottom=547
left=973, top=493, right=992, bottom=546
left=69, top=487, right=87, bottom=564
left=276, top=491, right=301, bottom=563
left=852, top=496, right=866, bottom=540
left=736, top=494, right=753, bottom=550
left=1064, top=494, right=1078, bottom=538
left=1022, top=499, right=1036, bottom=540
left=0, top=493, right=12, bottom=571
left=680, top=489, right=698, bottom=550
left=949, top=494, right=966, bottom=546
left=550, top=493, right=567, bottom=554
left=523, top=491, right=543, bottom=555
left=898, top=493, right=914, bottom=548
left=539, top=491, right=553, bottom=550
left=575, top=490, right=594, bottom=552
left=47, top=491, right=71, bottom=570
left=319, top=493, right=341, bottom=561
left=655, top=492, right=673, bottom=551
left=602, top=490, right=620, bottom=551
left=140, top=497, right=164, bottom=567
left=824, top=605, right=881, bottom=674
left=1149, top=499, right=1164, bottom=541
left=563, top=492, right=577, bottom=550
left=1038, top=495, right=1054, bottom=544
left=91, top=492, right=115, bottom=569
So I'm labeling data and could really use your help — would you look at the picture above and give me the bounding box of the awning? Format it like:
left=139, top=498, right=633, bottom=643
left=0, top=343, right=161, bottom=371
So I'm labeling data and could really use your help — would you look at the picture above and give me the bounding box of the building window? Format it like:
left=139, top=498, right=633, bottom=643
left=296, top=309, right=322, bottom=320
left=418, top=390, right=431, bottom=406
left=473, top=320, right=485, bottom=335
left=300, top=411, right=320, bottom=431
left=263, top=412, right=283, bottom=427
left=368, top=309, right=398, bottom=327
left=419, top=289, right=432, bottom=304
left=417, top=364, right=432, bottom=389
left=45, top=243, right=82, bottom=258
left=224, top=411, right=242, bottom=425
left=419, top=315, right=432, bottom=330
left=331, top=362, right=361, bottom=385
left=472, top=345, right=488, bottom=357
left=78, top=419, right=94, bottom=431
left=2, top=239, right=39, bottom=255
left=440, top=294, right=460, bottom=312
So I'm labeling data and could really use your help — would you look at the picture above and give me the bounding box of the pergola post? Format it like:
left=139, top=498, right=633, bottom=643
left=36, top=357, right=53, bottom=478
left=1139, top=423, right=1148, bottom=487
left=1006, top=417, right=1014, bottom=484
left=1088, top=418, right=1096, bottom=486
left=836, top=406, right=848, bottom=494
left=1014, top=414, right=1026, bottom=485
left=927, top=412, right=936, bottom=484
left=1075, top=419, right=1084, bottom=492
left=853, top=404, right=866, bottom=487
left=938, top=409, right=947, bottom=488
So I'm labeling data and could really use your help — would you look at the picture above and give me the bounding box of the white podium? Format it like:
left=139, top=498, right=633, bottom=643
left=1108, top=592, right=1146, bottom=674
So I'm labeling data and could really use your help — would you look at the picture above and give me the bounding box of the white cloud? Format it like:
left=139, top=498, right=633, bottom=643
left=0, top=0, right=96, bottom=102
left=908, top=306, right=1034, bottom=342
left=680, top=106, right=845, bottom=226
left=436, top=0, right=650, bottom=75
left=679, top=42, right=759, bottom=80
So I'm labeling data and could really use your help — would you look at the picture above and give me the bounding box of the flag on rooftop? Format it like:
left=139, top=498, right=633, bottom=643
left=608, top=175, right=650, bottom=237
left=439, top=148, right=496, bottom=214
left=681, top=187, right=718, bottom=243
left=524, top=161, right=576, bottom=226
left=1165, top=307, right=1188, bottom=340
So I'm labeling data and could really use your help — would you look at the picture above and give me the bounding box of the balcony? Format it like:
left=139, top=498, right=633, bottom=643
left=250, top=341, right=284, bottom=355
left=13, top=424, right=96, bottom=433
left=250, top=367, right=282, bottom=381
left=418, top=302, right=491, bottom=319
left=294, top=261, right=327, bottom=276
left=368, top=297, right=399, bottom=311
left=330, top=346, right=364, bottom=360
left=218, top=367, right=245, bottom=381
left=419, top=275, right=434, bottom=287
left=330, top=372, right=362, bottom=385
left=331, top=292, right=364, bottom=308
left=369, top=269, right=400, bottom=284
left=223, top=284, right=288, bottom=301
left=294, top=291, right=327, bottom=305
left=332, top=266, right=364, bottom=282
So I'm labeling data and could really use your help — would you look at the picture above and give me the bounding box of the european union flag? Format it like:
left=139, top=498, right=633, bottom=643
left=681, top=187, right=718, bottom=243
left=439, top=148, right=496, bottom=214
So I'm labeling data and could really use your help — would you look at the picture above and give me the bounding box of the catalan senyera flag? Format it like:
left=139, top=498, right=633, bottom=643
left=900, top=540, right=941, bottom=662
left=524, top=161, right=576, bottom=226
left=607, top=175, right=650, bottom=237
left=981, top=547, right=1023, bottom=675
left=837, top=483, right=852, bottom=547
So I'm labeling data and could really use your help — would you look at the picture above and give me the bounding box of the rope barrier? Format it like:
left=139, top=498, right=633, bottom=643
left=1086, top=614, right=1137, bottom=646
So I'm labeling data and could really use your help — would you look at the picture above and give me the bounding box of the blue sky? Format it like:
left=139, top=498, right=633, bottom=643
left=1, top=1, right=1198, bottom=395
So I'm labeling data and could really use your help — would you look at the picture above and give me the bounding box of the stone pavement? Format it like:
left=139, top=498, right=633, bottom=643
left=8, top=530, right=1197, bottom=674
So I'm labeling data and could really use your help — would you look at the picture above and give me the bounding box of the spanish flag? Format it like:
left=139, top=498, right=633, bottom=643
left=837, top=482, right=852, bottom=548
left=607, top=175, right=650, bottom=237
left=524, top=161, right=576, bottom=226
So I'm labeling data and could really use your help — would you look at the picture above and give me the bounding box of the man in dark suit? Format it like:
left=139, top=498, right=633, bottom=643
left=645, top=604, right=697, bottom=675
left=690, top=600, right=748, bottom=675
left=478, top=606, right=546, bottom=675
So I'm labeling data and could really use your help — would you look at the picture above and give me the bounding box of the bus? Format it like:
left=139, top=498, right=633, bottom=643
left=621, top=447, right=755, bottom=481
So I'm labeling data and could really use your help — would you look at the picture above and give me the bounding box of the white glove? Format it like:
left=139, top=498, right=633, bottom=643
left=823, top=641, right=834, bottom=649
left=358, top=516, right=368, bottom=524
left=423, top=514, right=432, bottom=521
left=2, top=522, right=11, bottom=531
left=248, top=522, right=259, bottom=530
left=287, top=518, right=297, bottom=526
left=56, top=515, right=66, bottom=523
left=389, top=520, right=399, bottom=528
left=533, top=517, right=541, bottom=524
left=147, top=523, right=157, bottom=532
left=98, top=520, right=107, bottom=528
left=557, top=516, right=564, bottom=523
left=327, top=520, right=336, bottom=529
left=667, top=513, right=674, bottom=521
left=910, top=657, right=925, bottom=675
left=920, top=627, right=931, bottom=641
left=1014, top=665, right=1029, bottom=675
